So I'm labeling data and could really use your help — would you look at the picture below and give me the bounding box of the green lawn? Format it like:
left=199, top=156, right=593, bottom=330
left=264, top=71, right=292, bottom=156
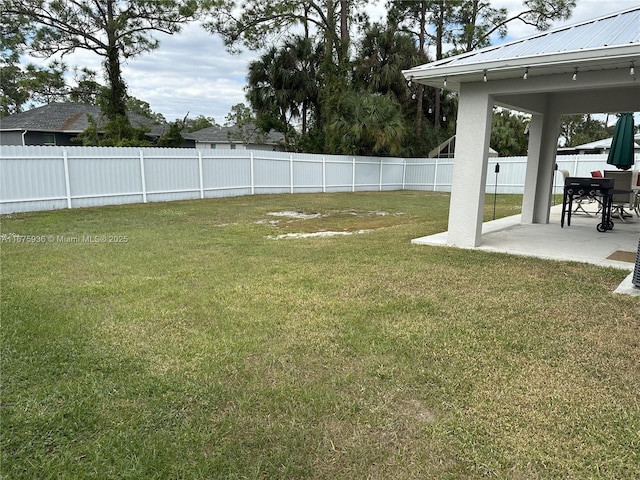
left=1, top=191, right=638, bottom=479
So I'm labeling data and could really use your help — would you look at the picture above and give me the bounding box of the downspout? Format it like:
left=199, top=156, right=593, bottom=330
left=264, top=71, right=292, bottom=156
left=22, top=130, right=27, bottom=145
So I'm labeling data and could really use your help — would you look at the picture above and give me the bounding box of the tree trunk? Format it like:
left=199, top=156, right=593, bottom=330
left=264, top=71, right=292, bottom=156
left=434, top=1, right=445, bottom=130
left=415, top=1, right=427, bottom=149
left=104, top=0, right=127, bottom=121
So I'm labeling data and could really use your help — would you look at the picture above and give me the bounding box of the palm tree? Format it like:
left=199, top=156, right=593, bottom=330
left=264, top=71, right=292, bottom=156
left=246, top=36, right=322, bottom=148
left=326, top=91, right=406, bottom=156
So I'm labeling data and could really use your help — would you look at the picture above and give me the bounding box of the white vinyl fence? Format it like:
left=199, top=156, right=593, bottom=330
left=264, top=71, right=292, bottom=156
left=0, top=145, right=631, bottom=214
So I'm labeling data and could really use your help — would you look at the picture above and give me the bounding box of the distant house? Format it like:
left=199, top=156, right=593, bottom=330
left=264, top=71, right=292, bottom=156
left=188, top=123, right=285, bottom=151
left=429, top=135, right=499, bottom=158
left=0, top=103, right=186, bottom=146
left=557, top=133, right=640, bottom=155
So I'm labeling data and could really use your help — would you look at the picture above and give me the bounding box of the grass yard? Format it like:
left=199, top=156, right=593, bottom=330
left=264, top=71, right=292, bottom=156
left=1, top=191, right=638, bottom=479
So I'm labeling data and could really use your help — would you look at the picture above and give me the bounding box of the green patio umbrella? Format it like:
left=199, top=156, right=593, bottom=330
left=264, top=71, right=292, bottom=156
left=606, top=113, right=635, bottom=170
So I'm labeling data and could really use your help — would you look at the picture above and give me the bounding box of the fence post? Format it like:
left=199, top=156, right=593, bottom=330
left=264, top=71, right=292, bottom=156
left=402, top=159, right=407, bottom=190
left=290, top=154, right=294, bottom=193
left=322, top=156, right=326, bottom=193
left=139, top=150, right=147, bottom=203
left=198, top=150, right=204, bottom=199
left=352, top=157, right=356, bottom=192
left=62, top=148, right=72, bottom=209
left=250, top=151, right=255, bottom=195
left=379, top=158, right=383, bottom=191
left=433, top=157, right=439, bottom=191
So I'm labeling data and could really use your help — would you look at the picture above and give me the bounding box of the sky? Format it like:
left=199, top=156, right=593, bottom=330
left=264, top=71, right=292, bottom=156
left=22, top=0, right=640, bottom=123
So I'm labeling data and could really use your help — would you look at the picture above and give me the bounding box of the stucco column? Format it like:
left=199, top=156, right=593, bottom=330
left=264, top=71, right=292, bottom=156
left=447, top=84, right=493, bottom=247
left=522, top=111, right=560, bottom=224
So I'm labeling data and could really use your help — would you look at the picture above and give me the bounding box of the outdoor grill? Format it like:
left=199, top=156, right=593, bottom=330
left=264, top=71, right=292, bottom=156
left=561, top=177, right=615, bottom=232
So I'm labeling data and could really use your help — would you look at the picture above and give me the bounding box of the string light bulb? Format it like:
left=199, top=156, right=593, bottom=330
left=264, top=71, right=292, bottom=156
left=631, top=61, right=635, bottom=75
left=572, top=67, right=578, bottom=81
left=523, top=67, right=529, bottom=80
left=483, top=69, right=488, bottom=82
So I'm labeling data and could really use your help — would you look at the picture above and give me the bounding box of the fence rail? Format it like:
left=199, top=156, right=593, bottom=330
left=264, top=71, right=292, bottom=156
left=0, top=145, right=633, bottom=214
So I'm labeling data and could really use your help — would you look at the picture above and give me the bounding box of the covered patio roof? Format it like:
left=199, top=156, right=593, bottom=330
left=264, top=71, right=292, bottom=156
left=402, top=6, right=640, bottom=249
left=404, top=6, right=640, bottom=92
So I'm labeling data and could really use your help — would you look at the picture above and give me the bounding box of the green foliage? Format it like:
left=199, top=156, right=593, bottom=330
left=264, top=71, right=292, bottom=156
left=326, top=91, right=406, bottom=156
left=126, top=97, right=166, bottom=123
left=490, top=109, right=530, bottom=156
left=3, top=0, right=207, bottom=125
left=157, top=121, right=186, bottom=147
left=224, top=103, right=254, bottom=127
left=560, top=114, right=612, bottom=148
left=247, top=37, right=321, bottom=148
left=0, top=60, right=67, bottom=116
left=182, top=115, right=217, bottom=132
left=74, top=115, right=151, bottom=147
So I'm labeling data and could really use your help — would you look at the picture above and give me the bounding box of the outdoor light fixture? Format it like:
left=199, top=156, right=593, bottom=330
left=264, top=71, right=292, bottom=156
left=631, top=61, right=635, bottom=75
left=483, top=69, right=487, bottom=82
left=523, top=67, right=529, bottom=80
left=572, top=67, right=578, bottom=80
left=428, top=107, right=433, bottom=114
left=408, top=76, right=413, bottom=86
left=443, top=76, right=448, bottom=87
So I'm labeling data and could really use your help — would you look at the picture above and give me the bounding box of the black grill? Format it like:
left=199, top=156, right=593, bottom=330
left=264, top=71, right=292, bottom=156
left=561, top=177, right=615, bottom=232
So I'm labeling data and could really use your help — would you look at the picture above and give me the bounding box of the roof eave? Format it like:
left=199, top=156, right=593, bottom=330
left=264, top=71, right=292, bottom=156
left=403, top=44, right=640, bottom=89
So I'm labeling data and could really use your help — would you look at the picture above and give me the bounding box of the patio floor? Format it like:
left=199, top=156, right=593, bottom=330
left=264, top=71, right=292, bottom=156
left=412, top=202, right=640, bottom=296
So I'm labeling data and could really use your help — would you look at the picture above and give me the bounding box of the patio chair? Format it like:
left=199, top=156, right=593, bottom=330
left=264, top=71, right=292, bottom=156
left=604, top=170, right=634, bottom=221
left=560, top=169, right=593, bottom=215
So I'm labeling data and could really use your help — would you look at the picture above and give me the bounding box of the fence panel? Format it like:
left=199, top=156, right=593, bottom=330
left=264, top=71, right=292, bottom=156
left=1, top=145, right=636, bottom=214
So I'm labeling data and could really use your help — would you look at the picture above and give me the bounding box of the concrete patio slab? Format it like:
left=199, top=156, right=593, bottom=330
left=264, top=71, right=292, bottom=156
left=412, top=204, right=640, bottom=296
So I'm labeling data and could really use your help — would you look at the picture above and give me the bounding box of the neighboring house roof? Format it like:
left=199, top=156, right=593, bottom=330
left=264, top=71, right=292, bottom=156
left=188, top=123, right=284, bottom=145
left=403, top=6, right=640, bottom=90
left=559, top=133, right=640, bottom=152
left=0, top=102, right=166, bottom=137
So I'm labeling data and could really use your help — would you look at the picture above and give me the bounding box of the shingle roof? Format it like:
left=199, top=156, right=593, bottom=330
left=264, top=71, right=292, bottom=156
left=188, top=123, right=284, bottom=145
left=404, top=6, right=640, bottom=89
left=0, top=102, right=165, bottom=136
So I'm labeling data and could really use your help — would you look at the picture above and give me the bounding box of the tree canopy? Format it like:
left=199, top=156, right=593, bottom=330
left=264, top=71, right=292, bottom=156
left=2, top=0, right=212, bottom=143
left=3, top=0, right=591, bottom=154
